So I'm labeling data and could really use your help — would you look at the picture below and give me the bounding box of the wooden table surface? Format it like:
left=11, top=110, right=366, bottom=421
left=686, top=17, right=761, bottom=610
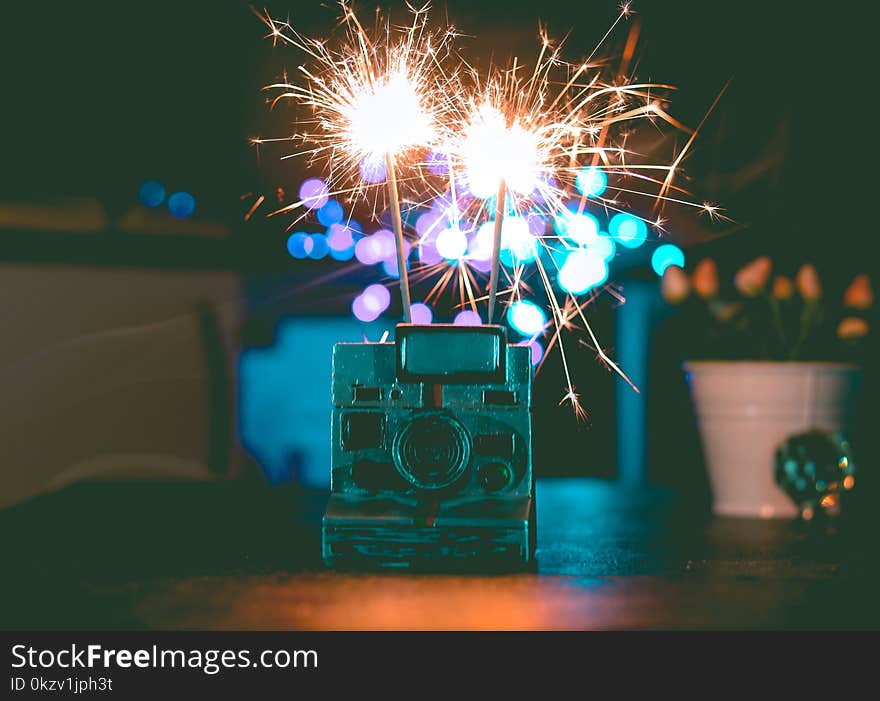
left=2, top=478, right=877, bottom=630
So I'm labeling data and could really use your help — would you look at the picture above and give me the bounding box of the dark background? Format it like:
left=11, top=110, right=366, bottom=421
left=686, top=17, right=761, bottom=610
left=1, top=0, right=875, bottom=489
left=5, top=0, right=872, bottom=253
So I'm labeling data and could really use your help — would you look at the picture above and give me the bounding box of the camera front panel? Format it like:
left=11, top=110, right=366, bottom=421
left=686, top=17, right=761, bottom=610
left=330, top=327, right=532, bottom=501
left=325, top=325, right=535, bottom=568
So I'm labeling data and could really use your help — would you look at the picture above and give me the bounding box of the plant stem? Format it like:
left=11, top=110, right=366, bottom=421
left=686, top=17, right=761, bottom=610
left=790, top=300, right=816, bottom=360
left=770, top=296, right=785, bottom=358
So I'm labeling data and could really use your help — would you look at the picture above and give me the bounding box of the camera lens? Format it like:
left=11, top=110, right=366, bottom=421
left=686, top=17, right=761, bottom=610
left=392, top=412, right=471, bottom=490
left=478, top=462, right=513, bottom=492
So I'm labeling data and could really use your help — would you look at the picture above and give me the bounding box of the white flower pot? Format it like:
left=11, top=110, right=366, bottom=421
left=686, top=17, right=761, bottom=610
left=683, top=361, right=861, bottom=518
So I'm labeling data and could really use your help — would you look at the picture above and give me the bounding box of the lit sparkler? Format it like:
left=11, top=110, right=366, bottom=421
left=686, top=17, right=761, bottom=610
left=257, top=1, right=462, bottom=322
left=456, top=99, right=543, bottom=323
left=432, top=8, right=695, bottom=415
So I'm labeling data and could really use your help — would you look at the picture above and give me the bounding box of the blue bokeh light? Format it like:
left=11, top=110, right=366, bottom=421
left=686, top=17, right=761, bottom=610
left=468, top=222, right=494, bottom=263
left=416, top=209, right=445, bottom=237
left=453, top=310, right=482, bottom=326
left=356, top=231, right=388, bottom=265
left=352, top=295, right=380, bottom=323
left=418, top=237, right=443, bottom=266
left=286, top=232, right=311, bottom=259
left=575, top=166, right=607, bottom=198
left=307, top=233, right=329, bottom=260
left=317, top=199, right=344, bottom=226
left=436, top=226, right=468, bottom=261
left=139, top=180, right=166, bottom=208
left=381, top=238, right=412, bottom=278
left=357, top=229, right=397, bottom=265
left=558, top=211, right=600, bottom=246
left=362, top=284, right=391, bottom=314
left=327, top=223, right=356, bottom=252
left=299, top=178, right=329, bottom=210
left=507, top=301, right=547, bottom=336
left=589, top=234, right=616, bottom=261
left=610, top=213, right=647, bottom=249
left=382, top=260, right=401, bottom=278
left=410, top=302, right=433, bottom=324
left=329, top=246, right=355, bottom=261
left=167, top=191, right=195, bottom=219
left=558, top=249, right=609, bottom=294
left=498, top=217, right=538, bottom=267
left=651, top=244, right=685, bottom=276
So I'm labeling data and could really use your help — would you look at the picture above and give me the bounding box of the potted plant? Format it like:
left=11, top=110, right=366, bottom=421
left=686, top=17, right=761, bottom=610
left=660, top=258, right=872, bottom=518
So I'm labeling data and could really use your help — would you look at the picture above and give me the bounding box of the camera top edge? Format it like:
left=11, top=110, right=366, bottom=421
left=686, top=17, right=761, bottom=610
left=331, top=323, right=532, bottom=401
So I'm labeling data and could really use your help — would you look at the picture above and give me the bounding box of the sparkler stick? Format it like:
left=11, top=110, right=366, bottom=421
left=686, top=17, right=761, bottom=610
left=385, top=152, right=412, bottom=323
left=255, top=3, right=461, bottom=323
left=487, top=179, right=506, bottom=324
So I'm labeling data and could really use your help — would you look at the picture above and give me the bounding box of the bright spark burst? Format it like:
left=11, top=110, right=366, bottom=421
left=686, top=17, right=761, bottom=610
left=255, top=2, right=726, bottom=420
left=257, top=2, right=461, bottom=219
left=458, top=101, right=542, bottom=199
left=346, top=70, right=432, bottom=159
left=424, top=9, right=704, bottom=417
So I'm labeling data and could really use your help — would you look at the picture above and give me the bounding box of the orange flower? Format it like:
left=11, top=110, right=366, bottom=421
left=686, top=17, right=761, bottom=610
left=844, top=274, right=873, bottom=310
left=772, top=275, right=794, bottom=301
left=796, top=263, right=822, bottom=301
left=692, top=258, right=719, bottom=299
left=734, top=256, right=772, bottom=297
left=661, top=265, right=691, bottom=304
left=837, top=317, right=869, bottom=340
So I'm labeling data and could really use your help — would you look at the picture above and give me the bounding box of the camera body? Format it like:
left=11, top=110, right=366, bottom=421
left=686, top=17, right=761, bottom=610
left=322, top=323, right=535, bottom=569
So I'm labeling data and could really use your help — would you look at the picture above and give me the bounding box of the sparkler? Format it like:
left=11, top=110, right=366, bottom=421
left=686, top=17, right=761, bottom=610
left=450, top=59, right=571, bottom=328
left=488, top=180, right=506, bottom=324
left=256, top=2, right=725, bottom=419
left=453, top=98, right=543, bottom=322
left=427, top=13, right=671, bottom=414
left=257, top=2, right=461, bottom=322
left=437, top=7, right=724, bottom=416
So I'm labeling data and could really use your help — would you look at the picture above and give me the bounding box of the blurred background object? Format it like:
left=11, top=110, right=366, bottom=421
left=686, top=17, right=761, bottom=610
left=0, top=264, right=240, bottom=508
left=239, top=316, right=374, bottom=487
